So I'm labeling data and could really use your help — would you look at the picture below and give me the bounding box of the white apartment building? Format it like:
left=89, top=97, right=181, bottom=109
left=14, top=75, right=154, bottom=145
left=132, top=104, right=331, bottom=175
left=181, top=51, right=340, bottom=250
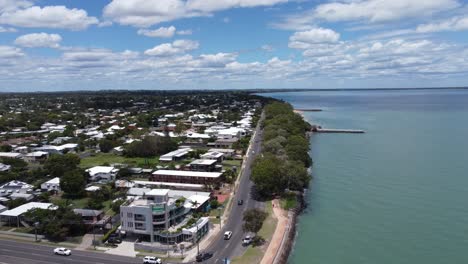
left=120, top=189, right=210, bottom=244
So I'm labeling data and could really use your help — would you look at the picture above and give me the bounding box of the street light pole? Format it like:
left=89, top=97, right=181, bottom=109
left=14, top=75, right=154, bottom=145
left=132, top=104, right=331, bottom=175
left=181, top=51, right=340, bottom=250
left=34, top=222, right=39, bottom=242
left=93, top=223, right=96, bottom=250
left=219, top=208, right=222, bottom=229
left=196, top=224, right=200, bottom=256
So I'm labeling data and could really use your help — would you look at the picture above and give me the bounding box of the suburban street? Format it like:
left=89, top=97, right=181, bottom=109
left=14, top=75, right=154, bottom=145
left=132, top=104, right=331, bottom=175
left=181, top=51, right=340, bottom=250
left=0, top=239, right=139, bottom=264
left=205, top=113, right=265, bottom=264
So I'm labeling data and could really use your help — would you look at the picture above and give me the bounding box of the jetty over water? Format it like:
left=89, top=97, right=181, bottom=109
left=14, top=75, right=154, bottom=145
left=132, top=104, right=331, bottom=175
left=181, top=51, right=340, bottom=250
left=295, top=108, right=323, bottom=112
left=310, top=125, right=365, bottom=134
left=314, top=128, right=365, bottom=134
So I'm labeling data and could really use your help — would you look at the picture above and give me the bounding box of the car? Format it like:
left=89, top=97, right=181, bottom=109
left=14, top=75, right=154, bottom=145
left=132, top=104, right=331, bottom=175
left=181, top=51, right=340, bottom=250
left=237, top=199, right=243, bottom=205
left=196, top=252, right=214, bottom=262
left=143, top=256, right=162, bottom=264
left=224, top=231, right=233, bottom=240
left=107, top=237, right=122, bottom=244
left=53, top=247, right=71, bottom=256
left=242, top=235, right=253, bottom=246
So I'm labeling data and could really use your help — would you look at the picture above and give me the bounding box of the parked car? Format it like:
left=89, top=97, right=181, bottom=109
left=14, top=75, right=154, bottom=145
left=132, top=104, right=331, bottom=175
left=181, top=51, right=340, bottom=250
left=107, top=236, right=122, bottom=244
left=196, top=252, right=214, bottom=262
left=143, top=256, right=162, bottom=264
left=237, top=199, right=243, bottom=205
left=53, top=248, right=71, bottom=256
left=224, top=231, right=233, bottom=240
left=242, top=235, right=253, bottom=246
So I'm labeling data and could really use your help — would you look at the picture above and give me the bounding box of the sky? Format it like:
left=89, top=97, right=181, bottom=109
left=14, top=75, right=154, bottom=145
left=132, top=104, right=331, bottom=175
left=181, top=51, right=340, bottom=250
left=1, top=0, right=468, bottom=92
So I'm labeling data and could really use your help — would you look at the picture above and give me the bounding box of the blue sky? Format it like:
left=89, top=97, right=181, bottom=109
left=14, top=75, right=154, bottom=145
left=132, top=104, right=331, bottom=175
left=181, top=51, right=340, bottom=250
left=1, top=0, right=468, bottom=91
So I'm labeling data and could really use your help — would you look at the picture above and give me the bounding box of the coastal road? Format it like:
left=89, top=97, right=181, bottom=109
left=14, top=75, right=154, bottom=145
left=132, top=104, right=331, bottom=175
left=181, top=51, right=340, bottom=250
left=0, top=239, right=139, bottom=264
left=205, top=113, right=265, bottom=263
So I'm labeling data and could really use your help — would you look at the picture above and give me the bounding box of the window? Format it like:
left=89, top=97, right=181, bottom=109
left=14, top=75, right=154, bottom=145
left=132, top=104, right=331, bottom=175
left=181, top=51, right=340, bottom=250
left=127, top=222, right=133, bottom=228
left=134, top=214, right=146, bottom=221
left=127, top=213, right=133, bottom=218
left=135, top=222, right=146, bottom=230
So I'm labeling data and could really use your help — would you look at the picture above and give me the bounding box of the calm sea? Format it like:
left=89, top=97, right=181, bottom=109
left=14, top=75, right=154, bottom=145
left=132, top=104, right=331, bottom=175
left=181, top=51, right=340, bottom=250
left=262, top=89, right=468, bottom=264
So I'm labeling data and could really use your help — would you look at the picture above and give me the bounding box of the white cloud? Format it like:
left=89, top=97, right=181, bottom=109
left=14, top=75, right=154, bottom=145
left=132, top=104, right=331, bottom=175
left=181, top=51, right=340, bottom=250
left=104, top=0, right=289, bottom=27
left=15, top=33, right=62, bottom=48
left=0, top=25, right=15, bottom=32
left=417, top=16, right=468, bottom=33
left=138, top=26, right=176, bottom=38
left=289, top=28, right=340, bottom=49
left=0, top=5, right=98, bottom=30
left=274, top=0, right=461, bottom=31
left=0, top=0, right=33, bottom=13
left=176, top=29, right=192, bottom=35
left=0, top=45, right=23, bottom=58
left=190, top=53, right=237, bottom=67
left=314, top=0, right=460, bottom=23
left=144, top=39, right=199, bottom=56
left=186, top=0, right=288, bottom=13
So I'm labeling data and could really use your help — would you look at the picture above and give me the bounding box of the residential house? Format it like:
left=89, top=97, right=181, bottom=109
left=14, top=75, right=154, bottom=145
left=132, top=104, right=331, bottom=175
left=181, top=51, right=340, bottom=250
left=86, top=166, right=119, bottom=182
left=40, top=177, right=60, bottom=192
left=159, top=148, right=192, bottom=162
left=0, top=180, right=33, bottom=197
left=0, top=163, right=11, bottom=172
left=188, top=159, right=220, bottom=172
left=151, top=170, right=222, bottom=185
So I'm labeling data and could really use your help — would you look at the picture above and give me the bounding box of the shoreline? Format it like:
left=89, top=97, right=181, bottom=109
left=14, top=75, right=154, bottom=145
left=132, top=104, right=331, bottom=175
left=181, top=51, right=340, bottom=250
left=260, top=109, right=312, bottom=264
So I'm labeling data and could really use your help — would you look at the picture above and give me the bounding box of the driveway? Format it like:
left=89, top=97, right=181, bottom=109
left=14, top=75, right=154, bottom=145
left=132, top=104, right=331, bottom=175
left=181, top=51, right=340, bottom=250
left=105, top=241, right=137, bottom=257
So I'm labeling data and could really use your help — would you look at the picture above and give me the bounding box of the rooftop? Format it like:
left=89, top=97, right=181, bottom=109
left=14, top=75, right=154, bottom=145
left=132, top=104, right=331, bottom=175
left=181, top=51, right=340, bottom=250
left=189, top=159, right=217, bottom=166
left=0, top=202, right=56, bottom=217
left=152, top=170, right=222, bottom=178
left=146, top=189, right=170, bottom=196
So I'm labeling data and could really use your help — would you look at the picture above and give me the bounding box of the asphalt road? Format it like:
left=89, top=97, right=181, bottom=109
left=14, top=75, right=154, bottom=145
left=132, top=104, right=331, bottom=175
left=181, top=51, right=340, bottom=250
left=205, top=113, right=265, bottom=264
left=0, top=239, right=139, bottom=264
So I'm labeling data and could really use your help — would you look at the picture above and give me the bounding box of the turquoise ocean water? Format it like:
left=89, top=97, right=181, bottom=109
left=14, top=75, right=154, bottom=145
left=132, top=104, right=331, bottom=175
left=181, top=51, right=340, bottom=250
left=262, top=89, right=468, bottom=264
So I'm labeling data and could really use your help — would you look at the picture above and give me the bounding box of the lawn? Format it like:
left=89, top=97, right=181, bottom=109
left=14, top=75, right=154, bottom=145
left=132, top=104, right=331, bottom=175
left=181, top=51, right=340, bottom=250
left=279, top=192, right=298, bottom=210
left=79, top=153, right=159, bottom=168
left=222, top=159, right=242, bottom=171
left=51, top=196, right=90, bottom=209
left=231, top=201, right=278, bottom=264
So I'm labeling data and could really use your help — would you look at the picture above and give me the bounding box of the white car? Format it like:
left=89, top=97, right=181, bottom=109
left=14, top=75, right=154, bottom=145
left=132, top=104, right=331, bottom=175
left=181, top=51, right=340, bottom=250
left=224, top=231, right=233, bottom=240
left=54, top=247, right=71, bottom=256
left=143, top=256, right=162, bottom=264
left=242, top=235, right=253, bottom=245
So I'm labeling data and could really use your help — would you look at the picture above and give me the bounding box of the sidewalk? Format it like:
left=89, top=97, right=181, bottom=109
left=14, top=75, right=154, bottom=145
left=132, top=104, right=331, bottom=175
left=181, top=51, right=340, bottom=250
left=260, top=199, right=288, bottom=264
left=183, top=223, right=220, bottom=262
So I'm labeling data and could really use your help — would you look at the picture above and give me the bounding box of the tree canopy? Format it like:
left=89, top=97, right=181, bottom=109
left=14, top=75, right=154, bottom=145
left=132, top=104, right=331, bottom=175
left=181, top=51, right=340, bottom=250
left=251, top=102, right=312, bottom=197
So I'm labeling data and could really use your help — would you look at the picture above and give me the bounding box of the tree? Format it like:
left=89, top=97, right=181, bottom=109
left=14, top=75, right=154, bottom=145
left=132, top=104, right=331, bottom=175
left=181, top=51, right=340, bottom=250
left=99, top=139, right=115, bottom=153
left=124, top=136, right=177, bottom=158
left=60, top=169, right=86, bottom=198
left=242, top=208, right=267, bottom=234
left=62, top=125, right=75, bottom=137
left=44, top=153, right=80, bottom=178
left=116, top=167, right=132, bottom=179
left=251, top=155, right=284, bottom=197
left=0, top=144, right=12, bottom=152
left=111, top=199, right=125, bottom=213
left=6, top=198, right=27, bottom=209
left=24, top=206, right=85, bottom=242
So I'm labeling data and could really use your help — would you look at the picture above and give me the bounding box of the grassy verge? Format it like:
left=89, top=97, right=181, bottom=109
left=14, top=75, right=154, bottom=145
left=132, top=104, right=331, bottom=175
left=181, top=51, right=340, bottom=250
left=279, top=192, right=297, bottom=210
left=231, top=201, right=278, bottom=264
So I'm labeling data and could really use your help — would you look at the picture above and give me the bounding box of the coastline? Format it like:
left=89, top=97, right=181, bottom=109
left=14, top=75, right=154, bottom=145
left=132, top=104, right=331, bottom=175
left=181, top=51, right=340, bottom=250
left=260, top=108, right=312, bottom=264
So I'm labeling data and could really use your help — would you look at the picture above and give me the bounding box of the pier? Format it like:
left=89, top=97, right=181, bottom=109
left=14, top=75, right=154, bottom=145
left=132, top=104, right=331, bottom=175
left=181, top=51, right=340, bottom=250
left=314, top=128, right=365, bottom=134
left=295, top=108, right=323, bottom=112
left=310, top=125, right=365, bottom=134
